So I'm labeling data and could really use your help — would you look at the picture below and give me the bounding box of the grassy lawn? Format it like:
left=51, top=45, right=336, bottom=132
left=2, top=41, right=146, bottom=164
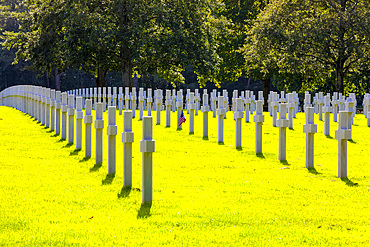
left=0, top=105, right=370, bottom=246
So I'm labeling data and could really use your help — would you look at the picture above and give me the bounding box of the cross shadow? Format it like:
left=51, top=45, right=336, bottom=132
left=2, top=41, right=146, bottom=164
left=70, top=149, right=81, bottom=156
left=349, top=139, right=357, bottom=144
left=326, top=135, right=334, bottom=139
left=118, top=186, right=132, bottom=198
left=280, top=160, right=291, bottom=166
left=202, top=137, right=209, bottom=140
left=256, top=153, right=265, bottom=159
left=340, top=178, right=359, bottom=187
left=63, top=143, right=74, bottom=148
left=89, top=163, right=102, bottom=172
left=56, top=138, right=66, bottom=142
left=50, top=134, right=59, bottom=138
left=218, top=142, right=224, bottom=145
left=102, top=173, right=115, bottom=185
left=289, top=128, right=295, bottom=131
left=42, top=126, right=48, bottom=129
left=79, top=156, right=91, bottom=162
left=307, top=167, right=322, bottom=175
left=236, top=147, right=243, bottom=151
left=46, top=130, right=53, bottom=133
left=176, top=128, right=183, bottom=131
left=137, top=202, right=152, bottom=219
left=189, top=132, right=194, bottom=135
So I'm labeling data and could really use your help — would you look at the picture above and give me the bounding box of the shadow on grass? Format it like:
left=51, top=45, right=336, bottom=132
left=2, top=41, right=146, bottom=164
left=289, top=128, right=295, bottom=131
left=50, top=134, right=59, bottom=138
left=189, top=132, right=194, bottom=135
left=46, top=130, right=54, bottom=133
left=137, top=202, right=152, bottom=219
left=218, top=142, right=224, bottom=145
left=165, top=126, right=170, bottom=128
left=70, top=149, right=81, bottom=156
left=42, top=126, right=49, bottom=129
left=118, top=186, right=132, bottom=198
left=341, top=178, right=359, bottom=187
left=90, top=163, right=102, bottom=172
left=349, top=139, right=357, bottom=144
left=102, top=173, right=115, bottom=185
left=202, top=137, right=209, bottom=140
left=308, top=167, right=322, bottom=175
left=56, top=138, right=66, bottom=143
left=79, top=156, right=91, bottom=162
left=326, top=135, right=334, bottom=139
left=176, top=128, right=183, bottom=131
left=236, top=147, right=243, bottom=151
left=280, top=160, right=291, bottom=166
left=256, top=153, right=265, bottom=159
left=63, top=143, right=74, bottom=148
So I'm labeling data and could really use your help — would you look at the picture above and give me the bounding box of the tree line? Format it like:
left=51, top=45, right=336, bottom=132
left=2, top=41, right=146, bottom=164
left=1, top=0, right=369, bottom=96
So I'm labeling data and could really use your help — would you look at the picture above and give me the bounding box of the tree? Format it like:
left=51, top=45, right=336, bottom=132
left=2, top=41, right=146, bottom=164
left=3, top=0, right=227, bottom=88
left=244, top=0, right=370, bottom=94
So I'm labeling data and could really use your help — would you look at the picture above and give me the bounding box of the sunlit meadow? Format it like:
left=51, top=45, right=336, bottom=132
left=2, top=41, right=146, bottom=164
left=1, top=105, right=370, bottom=246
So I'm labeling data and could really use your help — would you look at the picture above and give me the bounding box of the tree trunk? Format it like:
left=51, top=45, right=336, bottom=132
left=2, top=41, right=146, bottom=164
left=54, top=68, right=61, bottom=91
left=335, top=64, right=345, bottom=94
left=262, top=78, right=270, bottom=112
left=95, top=67, right=107, bottom=88
left=45, top=72, right=50, bottom=88
left=121, top=45, right=133, bottom=89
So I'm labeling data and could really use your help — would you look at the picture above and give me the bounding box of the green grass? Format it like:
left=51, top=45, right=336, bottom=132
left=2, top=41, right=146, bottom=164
left=1, top=106, right=370, bottom=246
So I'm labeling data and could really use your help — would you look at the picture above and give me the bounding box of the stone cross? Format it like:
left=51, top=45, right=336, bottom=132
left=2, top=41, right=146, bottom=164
left=55, top=91, right=62, bottom=135
left=107, top=106, right=118, bottom=174
left=122, top=111, right=134, bottom=186
left=318, top=92, right=324, bottom=121
left=61, top=93, right=68, bottom=139
left=41, top=88, right=46, bottom=125
left=304, top=92, right=311, bottom=111
left=165, top=90, right=172, bottom=127
left=323, top=95, right=332, bottom=136
left=139, top=88, right=144, bottom=120
left=314, top=93, right=319, bottom=114
left=217, top=96, right=226, bottom=143
left=234, top=98, right=244, bottom=148
left=93, top=87, right=97, bottom=110
left=176, top=90, right=184, bottom=130
left=223, top=90, right=228, bottom=118
left=113, top=87, right=117, bottom=107
left=186, top=89, right=190, bottom=114
left=339, top=93, right=345, bottom=111
left=84, top=99, right=93, bottom=158
left=293, top=92, right=299, bottom=117
left=75, top=97, right=83, bottom=150
left=102, top=87, right=107, bottom=111
left=232, top=90, right=238, bottom=120
left=250, top=91, right=255, bottom=114
left=287, top=93, right=295, bottom=129
left=303, top=107, right=317, bottom=168
left=201, top=93, right=210, bottom=138
left=45, top=88, right=51, bottom=128
left=271, top=92, right=279, bottom=127
left=254, top=100, right=264, bottom=153
left=68, top=94, right=75, bottom=144
left=268, top=91, right=273, bottom=116
left=277, top=103, right=289, bottom=160
left=211, top=90, right=217, bottom=118
left=50, top=89, right=56, bottom=131
left=141, top=116, right=155, bottom=204
left=280, top=91, right=286, bottom=103
left=345, top=97, right=355, bottom=129
left=82, top=89, right=85, bottom=108
left=188, top=92, right=195, bottom=134
left=172, top=89, right=176, bottom=113
left=155, top=90, right=162, bottom=125
left=95, top=102, right=104, bottom=165
left=362, top=93, right=368, bottom=119
left=335, top=111, right=352, bottom=178
left=364, top=94, right=370, bottom=127
left=118, top=87, right=123, bottom=115
left=195, top=89, right=199, bottom=116
left=106, top=87, right=112, bottom=107
left=147, top=88, right=153, bottom=116
left=132, top=87, right=137, bottom=118
left=244, top=90, right=251, bottom=123
left=125, top=87, right=130, bottom=111
left=98, top=87, right=102, bottom=105
left=332, top=92, right=339, bottom=122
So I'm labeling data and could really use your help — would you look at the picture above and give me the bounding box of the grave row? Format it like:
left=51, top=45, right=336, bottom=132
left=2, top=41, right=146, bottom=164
left=1, top=85, right=369, bottom=182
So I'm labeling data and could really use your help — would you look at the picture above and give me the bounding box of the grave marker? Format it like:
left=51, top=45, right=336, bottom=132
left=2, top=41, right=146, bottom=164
left=217, top=96, right=226, bottom=143
left=122, top=111, right=134, bottom=187
left=277, top=103, right=289, bottom=160
left=95, top=103, right=104, bottom=164
left=50, top=89, right=55, bottom=131
left=165, top=90, right=172, bottom=127
left=234, top=98, right=244, bottom=148
left=141, top=116, right=155, bottom=204
left=177, top=90, right=184, bottom=130
left=303, top=107, right=317, bottom=168
left=254, top=100, right=264, bottom=153
left=118, top=87, right=123, bottom=115
left=335, top=111, right=352, bottom=178
left=75, top=97, right=83, bottom=149
left=189, top=92, right=195, bottom=134
left=107, top=106, right=118, bottom=174
left=84, top=99, right=93, bottom=158
left=201, top=93, right=210, bottom=138
left=61, top=93, right=68, bottom=139
left=68, top=94, right=75, bottom=144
